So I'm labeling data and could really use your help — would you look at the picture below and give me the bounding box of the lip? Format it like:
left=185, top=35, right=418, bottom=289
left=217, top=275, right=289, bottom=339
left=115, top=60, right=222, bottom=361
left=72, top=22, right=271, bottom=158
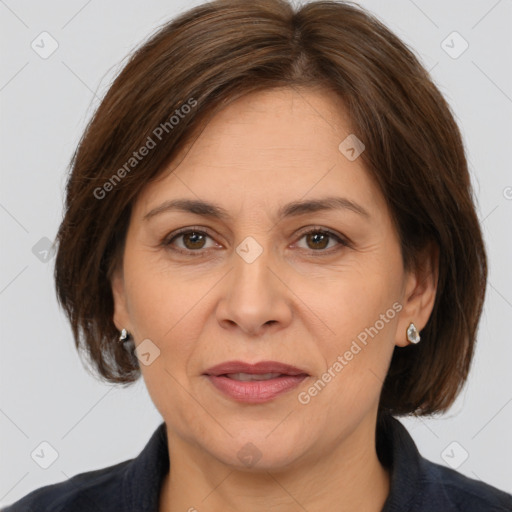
left=203, top=360, right=309, bottom=404
left=204, top=360, right=308, bottom=376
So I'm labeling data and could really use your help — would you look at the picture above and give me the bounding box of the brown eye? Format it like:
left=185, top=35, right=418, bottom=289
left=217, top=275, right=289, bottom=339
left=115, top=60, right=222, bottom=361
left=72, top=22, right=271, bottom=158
left=163, top=226, right=348, bottom=257
left=181, top=231, right=207, bottom=250
left=295, top=228, right=349, bottom=254
left=305, top=231, right=330, bottom=250
left=163, top=229, right=218, bottom=255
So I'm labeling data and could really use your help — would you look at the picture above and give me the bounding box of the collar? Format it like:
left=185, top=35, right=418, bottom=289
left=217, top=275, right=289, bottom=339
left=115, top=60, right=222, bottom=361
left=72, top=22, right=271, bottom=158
left=121, top=414, right=425, bottom=511
left=122, top=421, right=169, bottom=511
left=377, top=413, right=424, bottom=511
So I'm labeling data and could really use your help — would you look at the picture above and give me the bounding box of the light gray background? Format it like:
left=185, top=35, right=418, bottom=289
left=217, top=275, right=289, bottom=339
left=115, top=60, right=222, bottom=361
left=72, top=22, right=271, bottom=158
left=1, top=0, right=511, bottom=506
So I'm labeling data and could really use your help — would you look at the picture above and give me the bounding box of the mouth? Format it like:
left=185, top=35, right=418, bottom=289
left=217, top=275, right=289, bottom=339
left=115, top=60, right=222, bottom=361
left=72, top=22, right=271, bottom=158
left=203, top=360, right=309, bottom=403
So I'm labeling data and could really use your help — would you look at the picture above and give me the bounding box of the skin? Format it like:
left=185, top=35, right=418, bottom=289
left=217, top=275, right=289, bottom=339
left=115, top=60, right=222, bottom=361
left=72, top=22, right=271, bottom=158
left=111, top=86, right=438, bottom=512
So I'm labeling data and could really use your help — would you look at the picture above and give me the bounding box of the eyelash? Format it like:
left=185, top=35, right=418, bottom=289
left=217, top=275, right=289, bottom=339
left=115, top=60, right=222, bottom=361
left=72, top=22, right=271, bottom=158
left=161, top=226, right=350, bottom=257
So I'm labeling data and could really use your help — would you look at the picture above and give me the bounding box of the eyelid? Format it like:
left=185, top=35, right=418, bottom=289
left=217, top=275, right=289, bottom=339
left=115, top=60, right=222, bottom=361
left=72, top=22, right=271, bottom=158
left=162, top=226, right=221, bottom=254
left=294, top=225, right=350, bottom=244
left=292, top=226, right=351, bottom=253
left=162, top=225, right=351, bottom=255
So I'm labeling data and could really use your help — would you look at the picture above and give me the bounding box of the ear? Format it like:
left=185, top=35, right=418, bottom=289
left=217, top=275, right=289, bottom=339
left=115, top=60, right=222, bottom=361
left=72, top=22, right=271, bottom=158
left=395, top=241, right=439, bottom=347
left=110, top=266, right=131, bottom=334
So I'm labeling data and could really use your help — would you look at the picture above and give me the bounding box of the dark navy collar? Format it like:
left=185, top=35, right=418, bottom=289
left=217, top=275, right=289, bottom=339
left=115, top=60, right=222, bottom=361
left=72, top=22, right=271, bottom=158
left=122, top=421, right=169, bottom=511
left=376, top=413, right=424, bottom=511
left=120, top=415, right=421, bottom=511
left=6, top=413, right=511, bottom=511
left=119, top=414, right=512, bottom=512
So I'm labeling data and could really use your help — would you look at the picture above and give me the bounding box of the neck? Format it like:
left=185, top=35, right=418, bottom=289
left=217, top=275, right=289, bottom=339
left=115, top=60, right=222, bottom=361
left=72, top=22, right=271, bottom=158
left=159, top=413, right=390, bottom=512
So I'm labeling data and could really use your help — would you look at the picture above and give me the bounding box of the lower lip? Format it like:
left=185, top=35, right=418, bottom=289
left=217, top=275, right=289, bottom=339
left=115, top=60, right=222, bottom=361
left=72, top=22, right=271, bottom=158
left=205, top=374, right=308, bottom=403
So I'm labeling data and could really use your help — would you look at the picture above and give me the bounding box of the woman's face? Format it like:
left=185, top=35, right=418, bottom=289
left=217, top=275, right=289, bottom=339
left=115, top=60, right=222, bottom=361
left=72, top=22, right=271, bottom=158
left=112, top=87, right=432, bottom=470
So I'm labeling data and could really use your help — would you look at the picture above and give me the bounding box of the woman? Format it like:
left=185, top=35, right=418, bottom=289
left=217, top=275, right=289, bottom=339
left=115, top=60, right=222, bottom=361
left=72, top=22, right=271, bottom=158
left=4, top=0, right=511, bottom=510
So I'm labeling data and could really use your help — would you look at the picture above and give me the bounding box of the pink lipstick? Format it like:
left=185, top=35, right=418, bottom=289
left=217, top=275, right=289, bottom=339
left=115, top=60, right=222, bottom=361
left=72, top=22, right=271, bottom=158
left=203, top=360, right=309, bottom=404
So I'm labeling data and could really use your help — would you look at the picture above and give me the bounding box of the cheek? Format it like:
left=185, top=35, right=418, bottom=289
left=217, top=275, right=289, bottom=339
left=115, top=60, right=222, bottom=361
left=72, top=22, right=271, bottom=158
left=122, top=250, right=194, bottom=338
left=306, top=268, right=400, bottom=408
left=316, top=261, right=400, bottom=344
left=122, top=253, right=208, bottom=383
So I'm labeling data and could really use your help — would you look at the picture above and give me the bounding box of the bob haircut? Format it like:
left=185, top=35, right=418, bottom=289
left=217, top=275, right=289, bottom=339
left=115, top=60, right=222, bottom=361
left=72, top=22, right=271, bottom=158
left=54, top=0, right=487, bottom=417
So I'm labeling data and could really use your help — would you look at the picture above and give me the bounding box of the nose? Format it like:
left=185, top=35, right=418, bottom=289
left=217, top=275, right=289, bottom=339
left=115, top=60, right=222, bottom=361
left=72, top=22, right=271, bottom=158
left=215, top=238, right=293, bottom=336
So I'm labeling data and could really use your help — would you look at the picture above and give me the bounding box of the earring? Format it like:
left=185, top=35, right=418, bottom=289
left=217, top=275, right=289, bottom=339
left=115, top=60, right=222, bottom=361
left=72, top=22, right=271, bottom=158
left=119, top=328, right=135, bottom=354
left=407, top=322, right=421, bottom=344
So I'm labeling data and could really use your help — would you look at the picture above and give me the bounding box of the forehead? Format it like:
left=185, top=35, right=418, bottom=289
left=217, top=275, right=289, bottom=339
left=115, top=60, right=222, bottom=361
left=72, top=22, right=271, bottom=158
left=134, top=86, right=385, bottom=221
left=170, top=86, right=355, bottom=166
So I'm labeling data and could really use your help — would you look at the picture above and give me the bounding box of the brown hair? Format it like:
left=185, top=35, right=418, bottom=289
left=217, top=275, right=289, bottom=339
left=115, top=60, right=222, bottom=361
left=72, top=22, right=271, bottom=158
left=54, top=0, right=487, bottom=416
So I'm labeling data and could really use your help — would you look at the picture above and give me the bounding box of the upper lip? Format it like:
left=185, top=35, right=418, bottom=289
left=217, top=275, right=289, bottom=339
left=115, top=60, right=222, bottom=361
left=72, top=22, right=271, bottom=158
left=204, top=360, right=309, bottom=376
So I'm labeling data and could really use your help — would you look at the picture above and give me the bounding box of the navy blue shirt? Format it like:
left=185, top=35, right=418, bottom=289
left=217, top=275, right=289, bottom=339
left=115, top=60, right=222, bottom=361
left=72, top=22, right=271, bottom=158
left=3, top=415, right=511, bottom=511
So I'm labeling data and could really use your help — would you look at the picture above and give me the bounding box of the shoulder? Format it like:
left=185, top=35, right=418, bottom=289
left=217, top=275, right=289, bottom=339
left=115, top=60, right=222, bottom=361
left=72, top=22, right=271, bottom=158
left=2, top=421, right=169, bottom=512
left=417, top=457, right=512, bottom=511
left=378, top=415, right=512, bottom=512
left=2, top=459, right=131, bottom=512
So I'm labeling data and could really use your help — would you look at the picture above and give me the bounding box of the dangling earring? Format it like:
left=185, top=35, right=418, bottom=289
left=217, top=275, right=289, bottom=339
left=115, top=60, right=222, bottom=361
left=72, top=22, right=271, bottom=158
left=406, top=322, right=421, bottom=344
left=119, top=328, right=135, bottom=354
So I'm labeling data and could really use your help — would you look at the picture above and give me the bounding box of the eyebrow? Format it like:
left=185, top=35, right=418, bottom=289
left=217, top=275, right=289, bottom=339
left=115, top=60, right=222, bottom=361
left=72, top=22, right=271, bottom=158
left=143, top=196, right=370, bottom=222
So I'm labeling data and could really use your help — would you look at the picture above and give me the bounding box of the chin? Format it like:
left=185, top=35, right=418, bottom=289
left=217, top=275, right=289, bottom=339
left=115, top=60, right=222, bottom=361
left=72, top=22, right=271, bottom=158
left=207, top=431, right=311, bottom=472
